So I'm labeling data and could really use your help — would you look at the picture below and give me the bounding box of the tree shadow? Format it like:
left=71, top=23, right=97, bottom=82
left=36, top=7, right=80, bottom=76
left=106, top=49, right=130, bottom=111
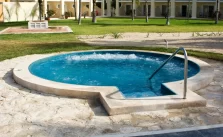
left=92, top=23, right=166, bottom=27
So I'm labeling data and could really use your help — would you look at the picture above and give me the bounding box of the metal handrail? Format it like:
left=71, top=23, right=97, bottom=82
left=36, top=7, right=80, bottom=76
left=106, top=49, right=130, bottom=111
left=148, top=47, right=188, bottom=99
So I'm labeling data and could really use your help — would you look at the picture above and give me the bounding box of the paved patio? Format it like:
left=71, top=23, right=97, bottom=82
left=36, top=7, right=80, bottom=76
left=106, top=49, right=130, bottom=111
left=0, top=53, right=222, bottom=137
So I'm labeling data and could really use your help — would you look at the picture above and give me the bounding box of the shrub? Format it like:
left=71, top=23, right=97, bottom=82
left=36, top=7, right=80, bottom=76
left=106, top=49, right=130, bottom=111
left=47, top=10, right=55, bottom=17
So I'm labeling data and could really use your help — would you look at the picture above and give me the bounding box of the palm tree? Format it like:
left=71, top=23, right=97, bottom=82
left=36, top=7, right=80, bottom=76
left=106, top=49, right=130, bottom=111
left=14, top=0, right=21, bottom=21
left=30, top=3, right=39, bottom=21
left=38, top=0, right=43, bottom=21
left=92, top=0, right=96, bottom=23
left=131, top=0, right=140, bottom=21
left=186, top=0, right=191, bottom=22
left=131, top=0, right=134, bottom=20
left=166, top=0, right=170, bottom=25
left=3, top=5, right=13, bottom=22
left=215, top=0, right=219, bottom=24
left=73, top=0, right=77, bottom=20
left=145, top=0, right=149, bottom=22
left=78, top=0, right=81, bottom=25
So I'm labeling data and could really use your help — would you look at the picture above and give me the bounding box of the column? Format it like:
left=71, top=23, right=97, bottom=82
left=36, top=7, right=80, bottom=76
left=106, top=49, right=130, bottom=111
left=107, top=0, right=111, bottom=16
left=115, top=0, right=119, bottom=16
left=102, top=0, right=105, bottom=16
left=170, top=0, right=175, bottom=18
left=61, top=0, right=65, bottom=18
left=44, top=0, right=47, bottom=16
left=191, top=0, right=197, bottom=18
left=89, top=0, right=93, bottom=16
left=76, top=0, right=79, bottom=19
left=150, top=0, right=155, bottom=17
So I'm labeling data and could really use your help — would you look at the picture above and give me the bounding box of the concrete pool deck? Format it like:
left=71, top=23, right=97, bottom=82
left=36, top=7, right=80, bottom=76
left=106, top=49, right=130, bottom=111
left=13, top=50, right=213, bottom=115
left=0, top=53, right=222, bottom=136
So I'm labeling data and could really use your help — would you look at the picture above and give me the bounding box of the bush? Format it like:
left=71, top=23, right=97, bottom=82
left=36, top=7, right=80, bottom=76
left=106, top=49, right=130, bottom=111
left=47, top=10, right=55, bottom=17
left=65, top=12, right=72, bottom=19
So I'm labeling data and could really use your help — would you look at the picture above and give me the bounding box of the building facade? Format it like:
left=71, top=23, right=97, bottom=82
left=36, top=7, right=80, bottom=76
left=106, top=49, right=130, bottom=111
left=44, top=0, right=223, bottom=19
left=0, top=0, right=222, bottom=22
left=0, top=0, right=10, bottom=22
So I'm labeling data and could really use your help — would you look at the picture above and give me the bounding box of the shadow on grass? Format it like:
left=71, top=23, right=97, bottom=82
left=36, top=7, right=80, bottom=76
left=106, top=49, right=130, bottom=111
left=91, top=23, right=166, bottom=27
left=0, top=21, right=28, bottom=27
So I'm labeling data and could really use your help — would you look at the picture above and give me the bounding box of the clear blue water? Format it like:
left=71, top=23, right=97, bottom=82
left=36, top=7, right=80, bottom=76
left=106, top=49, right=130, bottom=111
left=29, top=51, right=200, bottom=98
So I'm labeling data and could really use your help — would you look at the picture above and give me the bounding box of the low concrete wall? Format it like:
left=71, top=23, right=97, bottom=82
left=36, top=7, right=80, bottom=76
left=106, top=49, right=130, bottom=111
left=3, top=2, right=39, bottom=22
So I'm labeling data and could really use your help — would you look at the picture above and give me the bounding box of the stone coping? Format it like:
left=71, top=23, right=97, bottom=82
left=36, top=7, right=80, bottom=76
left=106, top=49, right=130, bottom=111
left=13, top=50, right=214, bottom=115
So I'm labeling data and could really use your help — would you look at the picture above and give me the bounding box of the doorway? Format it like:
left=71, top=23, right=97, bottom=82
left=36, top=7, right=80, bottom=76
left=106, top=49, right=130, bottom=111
left=143, top=5, right=151, bottom=16
left=203, top=5, right=214, bottom=18
left=126, top=5, right=131, bottom=15
left=182, top=5, right=187, bottom=17
left=161, top=5, right=167, bottom=17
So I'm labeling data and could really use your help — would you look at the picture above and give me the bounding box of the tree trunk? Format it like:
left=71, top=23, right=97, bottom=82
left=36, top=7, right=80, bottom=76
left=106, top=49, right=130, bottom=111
left=215, top=0, right=219, bottom=24
left=165, top=0, right=170, bottom=25
left=74, top=0, right=77, bottom=20
left=146, top=1, right=148, bottom=23
left=38, top=0, right=42, bottom=21
left=78, top=0, right=81, bottom=25
left=187, top=0, right=190, bottom=20
left=131, top=0, right=134, bottom=21
left=92, top=0, right=96, bottom=23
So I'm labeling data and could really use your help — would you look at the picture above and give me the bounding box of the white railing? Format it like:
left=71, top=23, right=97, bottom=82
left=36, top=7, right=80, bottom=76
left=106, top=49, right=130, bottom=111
left=148, top=47, right=188, bottom=99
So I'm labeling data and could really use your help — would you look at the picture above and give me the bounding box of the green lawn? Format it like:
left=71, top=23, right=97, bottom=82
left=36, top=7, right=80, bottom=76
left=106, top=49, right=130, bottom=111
left=0, top=18, right=223, bottom=61
left=1, top=18, right=223, bottom=34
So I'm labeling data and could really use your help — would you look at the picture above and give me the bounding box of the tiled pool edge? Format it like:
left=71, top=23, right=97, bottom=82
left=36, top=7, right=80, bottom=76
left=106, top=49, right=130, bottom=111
left=13, top=50, right=214, bottom=115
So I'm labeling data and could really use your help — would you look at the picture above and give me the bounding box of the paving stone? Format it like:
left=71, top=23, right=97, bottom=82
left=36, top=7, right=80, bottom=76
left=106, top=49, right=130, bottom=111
left=147, top=125, right=162, bottom=131
left=87, top=116, right=112, bottom=128
left=132, top=110, right=169, bottom=119
left=120, top=126, right=142, bottom=134
left=205, top=85, right=223, bottom=92
left=168, top=116, right=182, bottom=122
left=110, top=114, right=132, bottom=125
left=137, top=122, right=158, bottom=127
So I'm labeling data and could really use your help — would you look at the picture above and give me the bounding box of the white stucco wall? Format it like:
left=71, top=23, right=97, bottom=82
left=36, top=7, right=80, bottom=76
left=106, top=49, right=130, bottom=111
left=3, top=2, right=39, bottom=22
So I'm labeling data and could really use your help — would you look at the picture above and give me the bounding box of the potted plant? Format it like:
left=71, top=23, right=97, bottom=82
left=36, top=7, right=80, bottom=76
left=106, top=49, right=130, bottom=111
left=46, top=9, right=55, bottom=20
left=65, top=11, right=72, bottom=19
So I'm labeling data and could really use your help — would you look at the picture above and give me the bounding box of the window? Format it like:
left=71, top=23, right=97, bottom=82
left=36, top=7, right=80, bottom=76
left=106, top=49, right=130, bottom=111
left=47, top=4, right=49, bottom=10
left=57, top=4, right=60, bottom=9
left=162, top=5, right=167, bottom=17
left=126, top=5, right=131, bottom=15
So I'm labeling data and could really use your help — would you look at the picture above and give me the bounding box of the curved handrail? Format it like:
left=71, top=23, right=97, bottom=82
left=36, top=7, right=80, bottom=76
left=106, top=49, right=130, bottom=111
left=148, top=47, right=188, bottom=99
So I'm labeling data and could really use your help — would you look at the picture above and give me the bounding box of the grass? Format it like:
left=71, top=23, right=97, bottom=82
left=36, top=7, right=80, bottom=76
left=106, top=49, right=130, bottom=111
left=0, top=18, right=223, bottom=61
left=1, top=18, right=223, bottom=34
left=0, top=32, right=222, bottom=61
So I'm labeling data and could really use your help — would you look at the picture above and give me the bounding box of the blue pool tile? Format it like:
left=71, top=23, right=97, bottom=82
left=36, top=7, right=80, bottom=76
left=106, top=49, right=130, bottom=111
left=138, top=131, right=204, bottom=137
left=199, top=127, right=223, bottom=137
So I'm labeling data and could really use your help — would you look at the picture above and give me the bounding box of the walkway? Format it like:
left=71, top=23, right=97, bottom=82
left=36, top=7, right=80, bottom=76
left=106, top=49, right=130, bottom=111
left=78, top=32, right=223, bottom=54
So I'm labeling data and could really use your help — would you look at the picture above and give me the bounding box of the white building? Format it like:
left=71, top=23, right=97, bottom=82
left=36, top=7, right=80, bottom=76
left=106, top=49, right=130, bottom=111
left=0, top=0, right=222, bottom=22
